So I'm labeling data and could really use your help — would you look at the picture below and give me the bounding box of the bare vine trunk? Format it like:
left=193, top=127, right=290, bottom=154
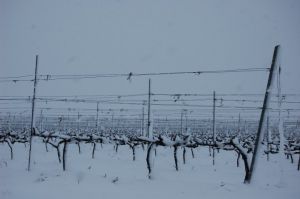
left=146, top=143, right=156, bottom=179
left=174, top=146, right=178, bottom=171
left=92, top=143, right=96, bottom=159
left=5, top=141, right=13, bottom=160
left=62, top=141, right=68, bottom=171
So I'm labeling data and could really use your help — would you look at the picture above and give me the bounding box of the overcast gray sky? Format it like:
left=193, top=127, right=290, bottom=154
left=0, top=0, right=299, bottom=116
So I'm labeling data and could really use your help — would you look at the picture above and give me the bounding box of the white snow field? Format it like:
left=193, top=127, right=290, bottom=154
left=0, top=140, right=299, bottom=199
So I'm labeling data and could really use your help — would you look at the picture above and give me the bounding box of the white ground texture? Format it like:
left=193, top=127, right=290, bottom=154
left=1, top=140, right=299, bottom=199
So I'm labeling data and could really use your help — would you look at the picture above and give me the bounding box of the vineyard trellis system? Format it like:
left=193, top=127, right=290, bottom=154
left=1, top=45, right=300, bottom=184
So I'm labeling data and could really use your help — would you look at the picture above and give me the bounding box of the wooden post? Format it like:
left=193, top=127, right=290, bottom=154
left=185, top=111, right=188, bottom=134
left=245, top=45, right=280, bottom=184
left=77, top=112, right=80, bottom=132
left=67, top=109, right=70, bottom=130
left=111, top=112, right=114, bottom=130
left=39, top=109, right=43, bottom=131
left=62, top=115, right=65, bottom=131
left=28, top=55, right=39, bottom=171
left=96, top=102, right=99, bottom=132
left=7, top=112, right=11, bottom=130
left=147, top=79, right=151, bottom=138
left=141, top=106, right=145, bottom=136
left=266, top=115, right=270, bottom=161
left=212, top=91, right=216, bottom=165
left=180, top=110, right=183, bottom=135
left=238, top=113, right=241, bottom=133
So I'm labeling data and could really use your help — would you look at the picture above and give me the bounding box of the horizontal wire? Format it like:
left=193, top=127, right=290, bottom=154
left=0, top=67, right=269, bottom=83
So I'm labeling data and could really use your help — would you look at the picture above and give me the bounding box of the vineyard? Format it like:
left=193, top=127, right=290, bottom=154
left=1, top=122, right=300, bottom=179
left=1, top=118, right=300, bottom=199
left=0, top=46, right=300, bottom=199
left=1, top=0, right=300, bottom=195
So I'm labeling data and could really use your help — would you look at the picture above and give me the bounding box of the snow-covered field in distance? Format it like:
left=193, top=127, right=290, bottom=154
left=1, top=140, right=299, bottom=199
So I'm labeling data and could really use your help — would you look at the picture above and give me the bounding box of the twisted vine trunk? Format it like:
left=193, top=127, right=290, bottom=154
left=132, top=145, right=136, bottom=161
left=128, top=144, right=136, bottom=161
left=174, top=146, right=178, bottom=171
left=92, top=143, right=96, bottom=159
left=62, top=141, right=68, bottom=171
left=146, top=143, right=156, bottom=179
left=191, top=148, right=195, bottom=159
left=77, top=142, right=81, bottom=154
left=5, top=140, right=13, bottom=160
left=230, top=140, right=250, bottom=183
left=241, top=151, right=250, bottom=183
left=236, top=152, right=241, bottom=167
left=183, top=147, right=186, bottom=164
left=45, top=143, right=48, bottom=152
left=57, top=146, right=61, bottom=163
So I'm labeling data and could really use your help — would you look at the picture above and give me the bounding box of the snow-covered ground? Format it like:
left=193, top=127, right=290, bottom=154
left=1, top=140, right=299, bottom=199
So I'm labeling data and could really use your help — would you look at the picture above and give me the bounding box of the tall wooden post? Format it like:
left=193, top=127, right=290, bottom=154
left=141, top=106, right=145, bottom=136
left=39, top=109, right=43, bottom=131
left=8, top=112, right=11, bottom=130
left=266, top=115, right=270, bottom=161
left=185, top=111, right=188, bottom=134
left=28, top=55, right=39, bottom=171
left=180, top=110, right=183, bottom=135
left=245, top=45, right=280, bottom=183
left=147, top=79, right=151, bottom=138
left=111, top=112, right=114, bottom=130
left=238, top=113, right=241, bottom=133
left=212, top=91, right=216, bottom=165
left=67, top=109, right=70, bottom=130
left=77, top=112, right=80, bottom=132
left=96, top=102, right=99, bottom=132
